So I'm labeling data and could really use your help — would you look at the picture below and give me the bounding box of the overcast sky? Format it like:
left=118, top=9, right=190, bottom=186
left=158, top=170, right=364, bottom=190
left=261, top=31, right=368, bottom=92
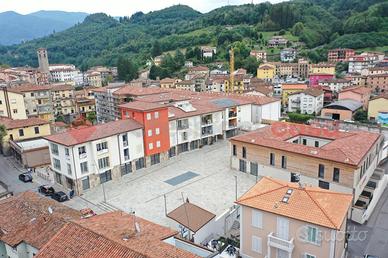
left=1, top=0, right=285, bottom=16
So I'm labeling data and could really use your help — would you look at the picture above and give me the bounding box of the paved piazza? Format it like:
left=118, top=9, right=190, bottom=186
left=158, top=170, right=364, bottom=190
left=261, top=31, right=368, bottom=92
left=82, top=141, right=257, bottom=227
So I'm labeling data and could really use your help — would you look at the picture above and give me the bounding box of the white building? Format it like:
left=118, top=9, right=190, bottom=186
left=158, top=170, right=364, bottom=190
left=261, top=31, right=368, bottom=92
left=318, top=78, right=351, bottom=93
left=288, top=88, right=324, bottom=114
left=280, top=48, right=296, bottom=62
left=49, top=64, right=81, bottom=85
left=348, top=52, right=384, bottom=74
left=200, top=46, right=217, bottom=59
left=44, top=119, right=145, bottom=194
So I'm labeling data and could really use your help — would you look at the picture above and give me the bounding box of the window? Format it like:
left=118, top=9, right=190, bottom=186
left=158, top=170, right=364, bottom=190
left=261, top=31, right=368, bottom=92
left=80, top=162, right=88, bottom=174
left=51, top=143, right=59, bottom=155
left=232, top=145, right=237, bottom=156
left=242, top=147, right=246, bottom=158
left=251, top=236, right=262, bottom=253
left=53, top=158, right=61, bottom=170
left=148, top=129, right=152, bottom=136
left=318, top=164, right=325, bottom=178
left=305, top=254, right=316, bottom=258
left=270, top=153, right=275, bottom=166
left=156, top=141, right=161, bottom=148
left=169, top=147, right=176, bottom=157
left=99, top=170, right=112, bottom=183
left=333, top=168, right=340, bottom=182
left=154, top=111, right=159, bottom=119
left=67, top=164, right=72, bottom=175
left=302, top=139, right=307, bottom=145
left=55, top=172, right=62, bottom=185
left=96, top=142, right=108, bottom=152
left=319, top=180, right=330, bottom=190
left=121, top=162, right=132, bottom=176
left=122, top=134, right=128, bottom=143
left=13, top=109, right=17, bottom=114
left=65, top=148, right=69, bottom=156
left=155, top=128, right=160, bottom=135
left=306, top=226, right=320, bottom=244
left=34, top=127, right=40, bottom=134
left=124, top=148, right=130, bottom=160
left=291, top=173, right=298, bottom=182
left=239, top=159, right=247, bottom=172
left=19, top=129, right=24, bottom=137
left=151, top=153, right=160, bottom=165
left=314, top=141, right=319, bottom=147
left=78, top=146, right=86, bottom=156
left=149, top=143, right=154, bottom=150
left=82, top=177, right=90, bottom=190
left=146, top=113, right=151, bottom=120
left=135, top=158, right=145, bottom=170
left=98, top=157, right=110, bottom=170
left=251, top=210, right=263, bottom=228
left=281, top=156, right=287, bottom=169
left=250, top=162, right=258, bottom=176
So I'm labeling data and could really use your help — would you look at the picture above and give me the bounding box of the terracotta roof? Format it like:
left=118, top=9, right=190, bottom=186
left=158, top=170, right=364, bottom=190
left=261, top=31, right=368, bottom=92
left=119, top=101, right=167, bottom=111
left=50, top=84, right=74, bottom=91
left=0, top=191, right=80, bottom=249
left=44, top=119, right=143, bottom=146
left=0, top=116, right=49, bottom=130
left=282, top=84, right=308, bottom=90
left=368, top=74, right=388, bottom=78
left=289, top=88, right=323, bottom=97
left=236, top=177, right=352, bottom=229
left=167, top=202, right=216, bottom=232
left=73, top=212, right=199, bottom=258
left=160, top=78, right=176, bottom=84
left=10, top=84, right=52, bottom=92
left=370, top=94, right=388, bottom=101
left=113, top=86, right=167, bottom=96
left=168, top=102, right=224, bottom=120
left=311, top=63, right=336, bottom=68
left=319, top=78, right=350, bottom=84
left=339, top=86, right=371, bottom=95
left=258, top=64, right=275, bottom=69
left=230, top=122, right=382, bottom=166
left=189, top=66, right=209, bottom=72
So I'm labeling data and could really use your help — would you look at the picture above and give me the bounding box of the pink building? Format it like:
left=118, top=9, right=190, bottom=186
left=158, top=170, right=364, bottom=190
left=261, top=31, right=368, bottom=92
left=338, top=86, right=371, bottom=110
left=309, top=73, right=334, bottom=87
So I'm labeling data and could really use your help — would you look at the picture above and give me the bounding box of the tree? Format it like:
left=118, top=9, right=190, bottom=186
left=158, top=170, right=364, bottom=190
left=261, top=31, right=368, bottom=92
left=354, top=110, right=368, bottom=122
left=0, top=124, right=6, bottom=144
left=151, top=40, right=162, bottom=57
left=287, top=112, right=313, bottom=124
left=117, top=57, right=137, bottom=82
left=291, top=22, right=304, bottom=36
left=279, top=29, right=286, bottom=35
left=86, top=112, right=97, bottom=124
left=174, top=49, right=185, bottom=68
left=242, top=56, right=260, bottom=76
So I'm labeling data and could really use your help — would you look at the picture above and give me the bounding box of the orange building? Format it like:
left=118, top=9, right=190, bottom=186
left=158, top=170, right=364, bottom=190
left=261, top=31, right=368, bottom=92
left=119, top=101, right=170, bottom=166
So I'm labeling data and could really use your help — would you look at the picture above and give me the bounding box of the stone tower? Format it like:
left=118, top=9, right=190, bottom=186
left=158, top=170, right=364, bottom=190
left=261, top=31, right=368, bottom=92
left=37, top=48, right=49, bottom=74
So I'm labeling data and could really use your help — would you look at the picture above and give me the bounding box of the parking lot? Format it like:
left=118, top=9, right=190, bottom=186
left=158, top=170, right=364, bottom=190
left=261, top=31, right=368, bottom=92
left=81, top=141, right=257, bottom=227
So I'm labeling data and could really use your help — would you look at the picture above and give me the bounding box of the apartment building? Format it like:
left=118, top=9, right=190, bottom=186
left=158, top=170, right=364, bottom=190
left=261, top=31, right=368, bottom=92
left=200, top=46, right=217, bottom=59
left=44, top=119, right=144, bottom=194
left=338, top=86, right=371, bottom=109
left=230, top=122, right=385, bottom=224
left=0, top=116, right=51, bottom=155
left=268, top=36, right=288, bottom=48
left=175, top=80, right=196, bottom=91
left=160, top=78, right=177, bottom=89
left=50, top=84, right=76, bottom=116
left=75, top=98, right=95, bottom=118
left=237, top=176, right=352, bottom=258
left=368, top=95, right=388, bottom=120
left=287, top=89, right=324, bottom=114
left=348, top=53, right=384, bottom=74
left=120, top=102, right=170, bottom=166
left=366, top=74, right=388, bottom=92
left=49, top=64, right=82, bottom=85
left=310, top=63, right=336, bottom=75
left=250, top=50, right=267, bottom=62
left=281, top=84, right=308, bottom=106
left=280, top=48, right=296, bottom=62
left=10, top=84, right=53, bottom=121
left=0, top=88, right=27, bottom=119
left=318, top=78, right=351, bottom=93
left=257, top=64, right=276, bottom=82
left=309, top=73, right=335, bottom=87
left=327, top=48, right=355, bottom=63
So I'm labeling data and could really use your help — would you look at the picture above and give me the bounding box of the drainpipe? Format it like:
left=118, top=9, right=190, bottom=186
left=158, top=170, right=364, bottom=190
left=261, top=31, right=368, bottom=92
left=71, top=146, right=80, bottom=195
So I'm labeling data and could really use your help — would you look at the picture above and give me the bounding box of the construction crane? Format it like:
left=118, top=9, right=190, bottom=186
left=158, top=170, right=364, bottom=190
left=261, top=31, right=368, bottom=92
left=229, top=48, right=235, bottom=93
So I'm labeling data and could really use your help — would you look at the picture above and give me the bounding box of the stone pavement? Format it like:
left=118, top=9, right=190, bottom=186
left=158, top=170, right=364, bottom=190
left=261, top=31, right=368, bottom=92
left=81, top=141, right=257, bottom=228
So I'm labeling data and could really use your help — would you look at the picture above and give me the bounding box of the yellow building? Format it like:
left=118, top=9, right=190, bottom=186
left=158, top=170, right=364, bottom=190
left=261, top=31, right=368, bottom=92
left=310, top=63, right=336, bottom=75
left=160, top=78, right=178, bottom=89
left=281, top=83, right=308, bottom=106
left=368, top=95, right=388, bottom=120
left=0, top=116, right=51, bottom=154
left=224, top=77, right=244, bottom=93
left=257, top=64, right=276, bottom=82
left=51, top=84, right=76, bottom=116
left=0, top=88, right=27, bottom=119
left=76, top=98, right=96, bottom=117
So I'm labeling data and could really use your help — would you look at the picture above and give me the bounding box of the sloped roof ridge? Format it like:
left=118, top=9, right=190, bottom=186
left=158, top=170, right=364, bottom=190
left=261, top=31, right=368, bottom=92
left=304, top=190, right=337, bottom=229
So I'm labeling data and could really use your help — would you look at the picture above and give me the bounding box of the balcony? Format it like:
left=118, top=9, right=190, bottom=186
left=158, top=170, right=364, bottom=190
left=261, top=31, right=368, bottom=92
left=202, top=126, right=213, bottom=137
left=228, top=111, right=237, bottom=118
left=201, top=115, right=213, bottom=126
left=267, top=232, right=294, bottom=253
left=79, top=153, right=87, bottom=160
left=123, top=141, right=128, bottom=147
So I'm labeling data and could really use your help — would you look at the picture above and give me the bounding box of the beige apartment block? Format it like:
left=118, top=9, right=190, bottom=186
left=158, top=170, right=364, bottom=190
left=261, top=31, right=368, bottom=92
left=237, top=177, right=352, bottom=258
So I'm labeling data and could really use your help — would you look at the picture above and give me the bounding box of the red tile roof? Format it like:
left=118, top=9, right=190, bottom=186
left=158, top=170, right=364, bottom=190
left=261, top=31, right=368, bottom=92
left=0, top=116, right=49, bottom=130
left=119, top=101, right=167, bottom=112
left=282, top=84, right=308, bottom=90
left=339, top=86, right=371, bottom=95
left=231, top=122, right=382, bottom=166
left=44, top=119, right=143, bottom=146
left=10, top=84, right=52, bottom=92
left=113, top=86, right=167, bottom=96
left=0, top=191, right=80, bottom=249
left=237, top=177, right=352, bottom=229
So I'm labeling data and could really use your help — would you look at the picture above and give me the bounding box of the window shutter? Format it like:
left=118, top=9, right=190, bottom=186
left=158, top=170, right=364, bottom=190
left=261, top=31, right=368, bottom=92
left=251, top=210, right=263, bottom=228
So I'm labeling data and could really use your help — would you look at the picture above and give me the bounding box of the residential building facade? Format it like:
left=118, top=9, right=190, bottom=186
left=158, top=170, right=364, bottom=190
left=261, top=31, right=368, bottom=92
left=327, top=48, right=355, bottom=63
left=287, top=89, right=324, bottom=114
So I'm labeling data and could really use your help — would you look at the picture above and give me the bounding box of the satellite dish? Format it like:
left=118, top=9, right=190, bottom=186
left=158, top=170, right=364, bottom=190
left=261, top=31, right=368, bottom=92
left=48, top=206, right=53, bottom=214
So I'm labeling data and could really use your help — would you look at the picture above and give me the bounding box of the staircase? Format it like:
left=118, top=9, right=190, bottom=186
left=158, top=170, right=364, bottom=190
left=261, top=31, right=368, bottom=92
left=96, top=201, right=120, bottom=212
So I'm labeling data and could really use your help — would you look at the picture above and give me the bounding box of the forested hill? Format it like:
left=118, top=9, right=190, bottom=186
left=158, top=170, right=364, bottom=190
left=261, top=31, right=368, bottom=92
left=0, top=0, right=387, bottom=69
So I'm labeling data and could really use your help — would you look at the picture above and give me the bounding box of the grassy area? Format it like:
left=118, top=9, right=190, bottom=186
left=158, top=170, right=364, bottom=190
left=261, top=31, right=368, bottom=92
left=357, top=46, right=388, bottom=53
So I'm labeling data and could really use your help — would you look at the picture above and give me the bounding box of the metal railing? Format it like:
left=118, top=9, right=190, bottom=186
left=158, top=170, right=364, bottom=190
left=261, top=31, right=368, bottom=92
left=268, top=232, right=294, bottom=252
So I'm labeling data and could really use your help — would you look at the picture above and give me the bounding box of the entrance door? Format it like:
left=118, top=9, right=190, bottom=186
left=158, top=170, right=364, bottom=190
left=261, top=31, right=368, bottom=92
left=332, top=113, right=340, bottom=120
left=277, top=217, right=289, bottom=240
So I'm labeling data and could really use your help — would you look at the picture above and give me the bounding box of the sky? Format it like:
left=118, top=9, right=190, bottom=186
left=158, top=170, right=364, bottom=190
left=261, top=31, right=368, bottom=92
left=0, top=0, right=285, bottom=16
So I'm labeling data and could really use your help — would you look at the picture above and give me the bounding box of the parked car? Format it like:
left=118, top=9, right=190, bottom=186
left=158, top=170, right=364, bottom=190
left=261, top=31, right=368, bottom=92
left=38, top=185, right=55, bottom=196
left=51, top=191, right=69, bottom=202
left=364, top=255, right=379, bottom=258
left=18, top=173, right=33, bottom=183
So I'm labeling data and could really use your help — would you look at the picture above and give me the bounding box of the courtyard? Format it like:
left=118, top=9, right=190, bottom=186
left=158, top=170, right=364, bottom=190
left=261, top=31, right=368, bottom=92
left=81, top=141, right=257, bottom=228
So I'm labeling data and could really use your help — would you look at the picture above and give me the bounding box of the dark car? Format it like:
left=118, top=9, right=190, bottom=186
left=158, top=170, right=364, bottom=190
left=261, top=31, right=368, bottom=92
left=364, top=255, right=379, bottom=258
left=38, top=185, right=55, bottom=196
left=18, top=173, right=33, bottom=183
left=51, top=191, right=69, bottom=202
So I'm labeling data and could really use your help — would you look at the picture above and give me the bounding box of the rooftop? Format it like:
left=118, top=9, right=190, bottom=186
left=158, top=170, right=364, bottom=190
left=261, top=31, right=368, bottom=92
left=167, top=202, right=216, bottom=233
left=230, top=122, right=382, bottom=166
left=0, top=191, right=80, bottom=249
left=119, top=101, right=167, bottom=112
left=324, top=99, right=363, bottom=111
left=0, top=116, right=49, bottom=130
left=112, top=86, right=167, bottom=96
left=289, top=88, right=323, bottom=97
left=44, top=119, right=143, bottom=146
left=339, top=86, right=371, bottom=95
left=236, top=177, right=352, bottom=229
left=282, top=84, right=308, bottom=90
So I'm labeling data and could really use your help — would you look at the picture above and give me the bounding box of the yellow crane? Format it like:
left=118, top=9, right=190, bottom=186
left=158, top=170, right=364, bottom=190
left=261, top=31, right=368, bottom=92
left=229, top=48, right=235, bottom=93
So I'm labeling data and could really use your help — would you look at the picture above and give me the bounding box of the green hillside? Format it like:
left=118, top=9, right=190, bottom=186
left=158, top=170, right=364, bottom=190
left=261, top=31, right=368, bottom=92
left=0, top=1, right=387, bottom=70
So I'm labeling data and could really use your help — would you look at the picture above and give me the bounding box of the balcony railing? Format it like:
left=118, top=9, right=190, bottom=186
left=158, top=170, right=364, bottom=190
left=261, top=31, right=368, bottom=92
left=201, top=119, right=213, bottom=126
left=267, top=232, right=294, bottom=253
left=229, top=111, right=237, bottom=118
